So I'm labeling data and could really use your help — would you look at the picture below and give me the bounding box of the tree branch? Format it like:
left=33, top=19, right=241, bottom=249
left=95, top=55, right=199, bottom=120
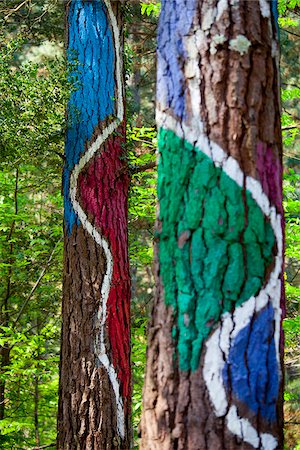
left=283, top=152, right=300, bottom=162
left=282, top=125, right=300, bottom=130
left=130, top=161, right=157, bottom=174
left=282, top=28, right=300, bottom=39
left=14, top=238, right=62, bottom=325
left=3, top=167, right=19, bottom=322
left=2, top=1, right=29, bottom=19
left=282, top=82, right=300, bottom=89
left=283, top=107, right=300, bottom=123
left=31, top=443, right=56, bottom=450
left=54, top=150, right=65, bottom=161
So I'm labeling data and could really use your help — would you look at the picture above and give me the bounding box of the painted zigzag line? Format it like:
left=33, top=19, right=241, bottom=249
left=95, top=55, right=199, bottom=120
left=157, top=109, right=282, bottom=450
left=69, top=0, right=125, bottom=439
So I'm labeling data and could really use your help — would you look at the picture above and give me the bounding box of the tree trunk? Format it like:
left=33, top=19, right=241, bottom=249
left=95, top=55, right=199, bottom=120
left=34, top=374, right=40, bottom=447
left=0, top=346, right=10, bottom=422
left=34, top=318, right=41, bottom=447
left=141, top=1, right=284, bottom=449
left=57, top=1, right=131, bottom=449
left=0, top=168, right=17, bottom=424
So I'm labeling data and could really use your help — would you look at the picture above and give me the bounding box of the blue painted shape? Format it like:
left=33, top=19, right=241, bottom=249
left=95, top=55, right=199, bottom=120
left=223, top=304, right=279, bottom=422
left=64, top=0, right=115, bottom=233
left=271, top=0, right=280, bottom=36
left=157, top=0, right=197, bottom=118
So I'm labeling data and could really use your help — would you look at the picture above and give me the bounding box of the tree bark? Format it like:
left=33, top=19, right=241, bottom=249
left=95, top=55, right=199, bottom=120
left=0, top=168, right=18, bottom=424
left=34, top=318, right=41, bottom=448
left=57, top=1, right=131, bottom=449
left=141, top=1, right=284, bottom=449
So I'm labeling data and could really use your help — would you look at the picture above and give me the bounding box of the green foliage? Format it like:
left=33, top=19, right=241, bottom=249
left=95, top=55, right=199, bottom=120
left=140, top=2, right=161, bottom=17
left=279, top=16, right=299, bottom=27
left=0, top=0, right=298, bottom=448
left=284, top=170, right=300, bottom=260
left=0, top=163, right=63, bottom=448
left=280, top=6, right=300, bottom=450
left=0, top=30, right=65, bottom=448
left=278, top=0, right=300, bottom=15
left=0, top=36, right=69, bottom=165
left=128, top=125, right=156, bottom=268
left=283, top=168, right=300, bottom=362
left=284, top=315, right=300, bottom=348
left=126, top=119, right=157, bottom=450
left=0, top=1, right=64, bottom=43
left=284, top=376, right=300, bottom=450
left=125, top=2, right=158, bottom=123
left=131, top=317, right=147, bottom=449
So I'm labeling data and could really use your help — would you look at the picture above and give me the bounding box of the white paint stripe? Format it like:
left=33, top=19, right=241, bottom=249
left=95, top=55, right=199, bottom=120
left=69, top=0, right=125, bottom=438
left=216, top=0, right=229, bottom=21
left=157, top=108, right=282, bottom=449
left=227, top=405, right=277, bottom=450
left=259, top=0, right=271, bottom=18
left=157, top=6, right=281, bottom=447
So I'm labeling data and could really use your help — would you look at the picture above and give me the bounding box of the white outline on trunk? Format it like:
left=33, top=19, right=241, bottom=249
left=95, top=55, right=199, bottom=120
left=68, top=0, right=125, bottom=439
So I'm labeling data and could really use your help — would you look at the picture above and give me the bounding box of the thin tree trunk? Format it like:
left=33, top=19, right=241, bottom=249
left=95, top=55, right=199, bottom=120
left=34, top=374, right=40, bottom=447
left=0, top=168, right=18, bottom=423
left=0, top=346, right=9, bottom=422
left=34, top=318, right=40, bottom=448
left=57, top=1, right=131, bottom=449
left=141, top=1, right=284, bottom=449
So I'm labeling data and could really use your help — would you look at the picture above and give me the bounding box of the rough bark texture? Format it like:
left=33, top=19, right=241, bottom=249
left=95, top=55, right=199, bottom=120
left=141, top=1, right=284, bottom=449
left=57, top=1, right=131, bottom=449
left=0, top=169, right=17, bottom=426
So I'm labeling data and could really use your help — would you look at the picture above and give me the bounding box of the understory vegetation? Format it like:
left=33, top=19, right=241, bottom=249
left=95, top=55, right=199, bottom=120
left=0, top=0, right=299, bottom=448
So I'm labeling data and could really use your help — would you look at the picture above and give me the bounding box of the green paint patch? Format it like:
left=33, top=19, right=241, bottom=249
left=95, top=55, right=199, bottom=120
left=158, top=128, right=275, bottom=371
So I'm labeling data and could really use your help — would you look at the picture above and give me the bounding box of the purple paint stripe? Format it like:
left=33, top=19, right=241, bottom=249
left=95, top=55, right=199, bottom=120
left=256, top=141, right=285, bottom=347
left=157, top=0, right=197, bottom=118
left=256, top=142, right=283, bottom=214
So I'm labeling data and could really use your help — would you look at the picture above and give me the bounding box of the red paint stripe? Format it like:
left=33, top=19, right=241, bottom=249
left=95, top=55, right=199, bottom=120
left=79, top=124, right=131, bottom=400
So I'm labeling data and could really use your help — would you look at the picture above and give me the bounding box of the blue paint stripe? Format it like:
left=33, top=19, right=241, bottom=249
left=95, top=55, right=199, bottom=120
left=157, top=0, right=197, bottom=119
left=223, top=304, right=279, bottom=422
left=64, top=0, right=115, bottom=234
left=271, top=0, right=280, bottom=37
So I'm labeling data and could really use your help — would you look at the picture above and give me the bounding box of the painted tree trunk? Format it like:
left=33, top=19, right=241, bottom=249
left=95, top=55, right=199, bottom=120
left=57, top=1, right=131, bottom=448
left=141, top=1, right=284, bottom=449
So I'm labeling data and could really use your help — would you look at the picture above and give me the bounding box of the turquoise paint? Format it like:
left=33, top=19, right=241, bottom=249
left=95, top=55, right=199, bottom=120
left=158, top=128, right=275, bottom=371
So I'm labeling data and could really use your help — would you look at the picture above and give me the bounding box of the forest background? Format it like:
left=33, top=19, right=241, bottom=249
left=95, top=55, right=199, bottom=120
left=0, top=0, right=299, bottom=449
